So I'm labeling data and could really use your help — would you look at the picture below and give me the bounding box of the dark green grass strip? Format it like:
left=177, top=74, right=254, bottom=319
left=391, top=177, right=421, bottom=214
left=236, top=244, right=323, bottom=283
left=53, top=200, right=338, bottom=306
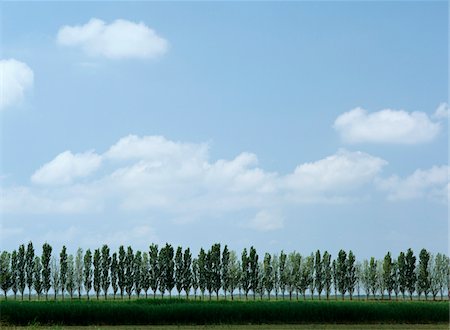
left=1, top=299, right=448, bottom=326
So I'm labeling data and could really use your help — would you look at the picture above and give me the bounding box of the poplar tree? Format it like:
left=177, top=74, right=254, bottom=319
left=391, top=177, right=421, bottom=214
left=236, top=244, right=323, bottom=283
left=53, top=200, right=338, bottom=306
left=305, top=254, right=315, bottom=300
left=256, top=261, right=264, bottom=299
left=175, top=246, right=183, bottom=298
left=336, top=250, right=347, bottom=299
left=11, top=250, right=18, bottom=299
left=221, top=245, right=230, bottom=299
left=322, top=251, right=332, bottom=300
left=361, top=259, right=370, bottom=299
left=229, top=251, right=240, bottom=300
left=141, top=252, right=150, bottom=299
left=198, top=248, right=207, bottom=299
left=346, top=251, right=356, bottom=300
left=101, top=245, right=111, bottom=299
left=279, top=250, right=287, bottom=300
left=355, top=261, right=362, bottom=299
left=125, top=246, right=134, bottom=299
left=205, top=249, right=213, bottom=299
left=383, top=252, right=394, bottom=300
left=75, top=248, right=84, bottom=299
left=60, top=246, right=68, bottom=300
left=51, top=256, right=60, bottom=300
left=272, top=254, right=280, bottom=300
left=377, top=259, right=385, bottom=299
left=397, top=251, right=407, bottom=299
left=286, top=253, right=296, bottom=300
left=405, top=248, right=416, bottom=300
left=192, top=257, right=199, bottom=299
left=182, top=247, right=192, bottom=299
left=392, top=261, right=399, bottom=300
left=429, top=254, right=440, bottom=300
left=111, top=252, right=118, bottom=299
left=417, top=248, right=430, bottom=300
left=159, top=243, right=174, bottom=298
left=149, top=244, right=159, bottom=298
left=241, top=248, right=251, bottom=299
left=33, top=256, right=42, bottom=300
left=263, top=253, right=273, bottom=300
left=83, top=249, right=92, bottom=300
left=369, top=257, right=378, bottom=299
left=332, top=260, right=337, bottom=300
left=18, top=244, right=26, bottom=300
left=434, top=253, right=447, bottom=300
left=0, top=251, right=12, bottom=299
left=25, top=241, right=35, bottom=300
left=314, top=250, right=323, bottom=299
left=134, top=251, right=142, bottom=298
left=211, top=243, right=222, bottom=300
left=41, top=243, right=52, bottom=300
left=66, top=254, right=75, bottom=299
left=93, top=248, right=101, bottom=299
left=118, top=246, right=126, bottom=299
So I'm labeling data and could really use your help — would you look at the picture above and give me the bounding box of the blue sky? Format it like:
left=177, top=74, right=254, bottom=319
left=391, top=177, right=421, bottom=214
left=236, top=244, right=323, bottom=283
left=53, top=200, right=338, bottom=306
left=0, top=1, right=448, bottom=260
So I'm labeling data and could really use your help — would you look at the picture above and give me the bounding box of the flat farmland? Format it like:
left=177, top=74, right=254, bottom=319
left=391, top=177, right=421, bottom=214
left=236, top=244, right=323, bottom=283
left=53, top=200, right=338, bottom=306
left=1, top=299, right=448, bottom=326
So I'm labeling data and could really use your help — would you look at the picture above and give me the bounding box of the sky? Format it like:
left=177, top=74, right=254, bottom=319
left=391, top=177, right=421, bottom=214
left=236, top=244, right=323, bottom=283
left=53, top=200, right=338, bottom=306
left=0, top=1, right=448, bottom=261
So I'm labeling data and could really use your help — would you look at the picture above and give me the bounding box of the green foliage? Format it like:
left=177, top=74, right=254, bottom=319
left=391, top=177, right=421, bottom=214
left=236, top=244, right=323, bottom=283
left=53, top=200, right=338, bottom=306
left=17, top=244, right=26, bottom=300
left=149, top=244, right=159, bottom=298
left=32, top=256, right=42, bottom=299
left=41, top=243, right=52, bottom=300
left=25, top=241, right=35, bottom=300
left=263, top=253, right=273, bottom=299
left=279, top=250, right=287, bottom=299
left=198, top=248, right=207, bottom=299
left=240, top=248, right=250, bottom=299
left=93, top=249, right=101, bottom=299
left=83, top=249, right=92, bottom=300
left=101, top=245, right=111, bottom=300
left=125, top=246, right=134, bottom=299
left=191, top=257, right=199, bottom=298
left=221, top=245, right=230, bottom=298
left=75, top=248, right=84, bottom=299
left=346, top=251, right=356, bottom=299
left=141, top=252, right=150, bottom=298
left=397, top=252, right=407, bottom=299
left=322, top=251, right=332, bottom=300
left=0, top=251, right=12, bottom=299
left=59, top=246, right=68, bottom=300
left=417, top=248, right=431, bottom=300
left=336, top=250, right=347, bottom=299
left=314, top=250, right=323, bottom=299
left=405, top=248, right=417, bottom=299
left=11, top=250, right=18, bottom=299
left=110, top=252, right=118, bottom=298
left=175, top=246, right=183, bottom=297
left=383, top=252, right=394, bottom=299
left=134, top=251, right=142, bottom=298
left=118, top=246, right=126, bottom=298
left=66, top=254, right=75, bottom=299
left=159, top=243, right=174, bottom=297
left=182, top=248, right=192, bottom=298
left=1, top=299, right=448, bottom=326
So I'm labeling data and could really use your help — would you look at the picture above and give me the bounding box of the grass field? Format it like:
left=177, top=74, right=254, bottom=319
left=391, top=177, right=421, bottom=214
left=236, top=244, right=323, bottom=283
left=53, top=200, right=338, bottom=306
left=1, top=299, right=448, bottom=326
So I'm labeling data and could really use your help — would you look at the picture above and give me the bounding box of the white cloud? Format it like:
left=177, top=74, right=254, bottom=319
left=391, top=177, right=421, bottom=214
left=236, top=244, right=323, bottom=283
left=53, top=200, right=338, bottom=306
left=285, top=149, right=387, bottom=194
left=0, top=59, right=34, bottom=110
left=376, top=165, right=449, bottom=202
left=245, top=210, right=284, bottom=232
left=433, top=102, right=449, bottom=120
left=57, top=18, right=168, bottom=59
left=31, top=150, right=102, bottom=185
left=334, top=107, right=441, bottom=144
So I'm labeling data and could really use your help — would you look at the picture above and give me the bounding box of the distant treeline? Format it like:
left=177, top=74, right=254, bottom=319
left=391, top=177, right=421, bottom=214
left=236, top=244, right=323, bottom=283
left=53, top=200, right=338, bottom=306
left=0, top=242, right=448, bottom=301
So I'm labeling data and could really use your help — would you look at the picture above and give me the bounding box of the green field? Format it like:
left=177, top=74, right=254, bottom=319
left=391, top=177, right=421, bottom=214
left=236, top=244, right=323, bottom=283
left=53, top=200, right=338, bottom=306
left=1, top=299, right=448, bottom=326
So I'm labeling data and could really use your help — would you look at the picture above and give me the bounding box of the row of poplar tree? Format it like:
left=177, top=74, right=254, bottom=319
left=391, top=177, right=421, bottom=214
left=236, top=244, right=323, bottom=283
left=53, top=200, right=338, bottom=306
left=0, top=242, right=448, bottom=301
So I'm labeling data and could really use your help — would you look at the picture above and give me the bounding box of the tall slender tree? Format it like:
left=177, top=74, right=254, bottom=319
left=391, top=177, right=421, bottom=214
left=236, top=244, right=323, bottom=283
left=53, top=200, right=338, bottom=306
left=314, top=250, right=323, bottom=299
left=125, top=246, right=134, bottom=299
left=0, top=251, right=12, bottom=299
left=33, top=256, right=42, bottom=300
left=417, top=248, right=430, bottom=300
left=111, top=252, right=118, bottom=299
left=134, top=251, right=142, bottom=298
left=75, top=248, right=84, bottom=300
left=192, top=257, right=199, bottom=299
left=383, top=252, right=394, bottom=300
left=377, top=259, right=385, bottom=299
left=51, top=256, right=60, bottom=300
left=211, top=243, right=222, bottom=300
left=41, top=243, right=52, bottom=300
left=83, top=249, right=92, bottom=300
left=263, top=253, right=274, bottom=300
left=221, top=245, right=230, bottom=300
left=118, top=246, right=126, bottom=299
left=305, top=254, right=315, bottom=300
left=66, top=254, right=75, bottom=299
left=160, top=243, right=174, bottom=298
left=229, top=251, right=240, bottom=300
left=392, top=261, right=399, bottom=300
left=59, top=246, right=68, bottom=300
left=11, top=250, right=18, bottom=300
left=405, top=248, right=416, bottom=300
left=101, top=245, right=111, bottom=299
left=346, top=251, right=356, bottom=300
left=93, top=249, right=101, bottom=299
left=279, top=250, right=287, bottom=300
left=175, top=246, right=184, bottom=298
left=272, top=254, right=280, bottom=300
left=241, top=248, right=251, bottom=299
left=198, top=248, right=207, bottom=299
left=141, top=252, right=150, bottom=299
left=182, top=248, right=192, bottom=299
left=17, top=244, right=26, bottom=300
left=361, top=259, right=370, bottom=299
left=355, top=261, right=362, bottom=299
left=149, top=244, right=159, bottom=299
left=323, top=251, right=332, bottom=300
left=336, top=250, right=347, bottom=300
left=397, top=252, right=407, bottom=299
left=369, top=257, right=378, bottom=299
left=25, top=241, right=35, bottom=300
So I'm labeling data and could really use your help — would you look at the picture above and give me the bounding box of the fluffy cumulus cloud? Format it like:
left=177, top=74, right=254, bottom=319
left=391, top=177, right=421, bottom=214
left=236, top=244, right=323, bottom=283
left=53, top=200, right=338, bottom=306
left=433, top=102, right=449, bottom=120
left=31, top=150, right=102, bottom=185
left=0, top=59, right=34, bottom=110
left=2, top=135, right=445, bottom=231
left=376, top=166, right=449, bottom=202
left=57, top=18, right=169, bottom=59
left=334, top=107, right=441, bottom=144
